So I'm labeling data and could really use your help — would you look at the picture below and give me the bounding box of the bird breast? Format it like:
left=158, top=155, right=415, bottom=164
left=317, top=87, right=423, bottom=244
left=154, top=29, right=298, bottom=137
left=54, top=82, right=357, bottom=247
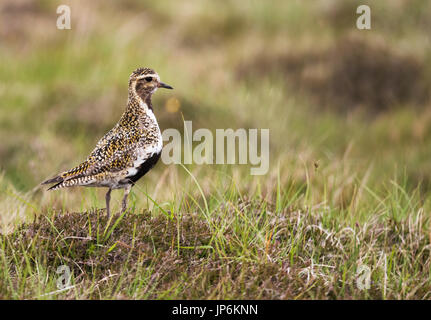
left=129, top=108, right=162, bottom=176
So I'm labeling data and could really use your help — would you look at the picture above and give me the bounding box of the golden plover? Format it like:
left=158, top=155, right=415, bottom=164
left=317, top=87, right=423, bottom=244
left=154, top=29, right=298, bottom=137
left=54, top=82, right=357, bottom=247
left=42, top=67, right=173, bottom=216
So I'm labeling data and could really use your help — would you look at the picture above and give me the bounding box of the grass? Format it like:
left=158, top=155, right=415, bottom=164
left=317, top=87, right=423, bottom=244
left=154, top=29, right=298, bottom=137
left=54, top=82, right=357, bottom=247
left=1, top=0, right=431, bottom=299
left=2, top=174, right=431, bottom=299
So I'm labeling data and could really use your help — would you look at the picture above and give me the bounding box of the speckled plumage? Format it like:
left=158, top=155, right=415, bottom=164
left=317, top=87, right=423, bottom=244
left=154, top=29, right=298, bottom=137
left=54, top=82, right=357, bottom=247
left=42, top=67, right=173, bottom=216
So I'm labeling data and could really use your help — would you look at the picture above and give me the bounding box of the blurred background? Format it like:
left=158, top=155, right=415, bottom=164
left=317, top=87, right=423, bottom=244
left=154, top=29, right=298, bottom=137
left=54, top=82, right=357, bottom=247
left=1, top=0, right=431, bottom=227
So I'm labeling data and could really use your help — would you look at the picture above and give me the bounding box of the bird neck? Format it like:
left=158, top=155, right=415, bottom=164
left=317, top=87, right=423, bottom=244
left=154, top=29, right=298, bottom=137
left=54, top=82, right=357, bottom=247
left=127, top=91, right=153, bottom=113
left=120, top=92, right=158, bottom=130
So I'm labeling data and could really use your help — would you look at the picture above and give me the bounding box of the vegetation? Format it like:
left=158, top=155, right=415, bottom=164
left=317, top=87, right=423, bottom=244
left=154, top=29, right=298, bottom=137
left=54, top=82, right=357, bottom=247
left=1, top=0, right=431, bottom=299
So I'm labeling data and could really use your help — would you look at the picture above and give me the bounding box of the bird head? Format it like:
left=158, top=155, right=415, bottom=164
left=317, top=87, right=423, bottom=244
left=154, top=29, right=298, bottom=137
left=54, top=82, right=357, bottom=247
left=129, top=67, right=173, bottom=101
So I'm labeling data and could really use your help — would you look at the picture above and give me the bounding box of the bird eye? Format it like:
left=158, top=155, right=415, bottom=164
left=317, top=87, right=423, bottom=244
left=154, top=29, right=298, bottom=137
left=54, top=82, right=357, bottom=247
left=144, top=77, right=153, bottom=82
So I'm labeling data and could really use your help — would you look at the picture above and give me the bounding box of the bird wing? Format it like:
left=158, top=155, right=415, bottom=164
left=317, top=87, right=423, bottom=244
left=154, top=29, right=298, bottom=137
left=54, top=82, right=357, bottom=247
left=42, top=125, right=144, bottom=188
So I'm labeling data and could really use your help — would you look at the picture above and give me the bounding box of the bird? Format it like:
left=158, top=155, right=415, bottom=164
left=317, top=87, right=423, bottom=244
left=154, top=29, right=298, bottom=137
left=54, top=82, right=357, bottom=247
left=41, top=67, right=173, bottom=217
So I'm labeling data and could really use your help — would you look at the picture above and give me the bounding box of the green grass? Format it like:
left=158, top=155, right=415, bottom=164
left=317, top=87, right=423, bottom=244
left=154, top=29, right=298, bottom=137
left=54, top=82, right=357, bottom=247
left=1, top=0, right=431, bottom=299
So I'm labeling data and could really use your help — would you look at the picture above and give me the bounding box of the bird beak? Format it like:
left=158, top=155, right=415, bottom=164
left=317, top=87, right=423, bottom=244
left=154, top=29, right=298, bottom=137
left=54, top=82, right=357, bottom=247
left=159, top=82, right=173, bottom=89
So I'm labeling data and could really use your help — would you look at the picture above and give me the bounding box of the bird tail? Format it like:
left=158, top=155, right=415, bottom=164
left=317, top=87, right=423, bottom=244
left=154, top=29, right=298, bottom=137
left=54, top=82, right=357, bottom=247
left=41, top=175, right=74, bottom=191
left=41, top=175, right=63, bottom=186
left=41, top=175, right=65, bottom=190
left=44, top=175, right=95, bottom=191
left=46, top=180, right=65, bottom=191
left=41, top=160, right=92, bottom=190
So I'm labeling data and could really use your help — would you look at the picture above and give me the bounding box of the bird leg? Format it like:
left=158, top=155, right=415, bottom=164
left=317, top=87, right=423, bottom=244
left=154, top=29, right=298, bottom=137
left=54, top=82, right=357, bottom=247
left=121, top=185, right=131, bottom=213
left=105, top=188, right=112, bottom=217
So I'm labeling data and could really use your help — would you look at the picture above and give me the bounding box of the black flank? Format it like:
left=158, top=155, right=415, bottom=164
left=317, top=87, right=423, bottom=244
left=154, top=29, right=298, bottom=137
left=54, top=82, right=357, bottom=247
left=127, top=152, right=161, bottom=184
